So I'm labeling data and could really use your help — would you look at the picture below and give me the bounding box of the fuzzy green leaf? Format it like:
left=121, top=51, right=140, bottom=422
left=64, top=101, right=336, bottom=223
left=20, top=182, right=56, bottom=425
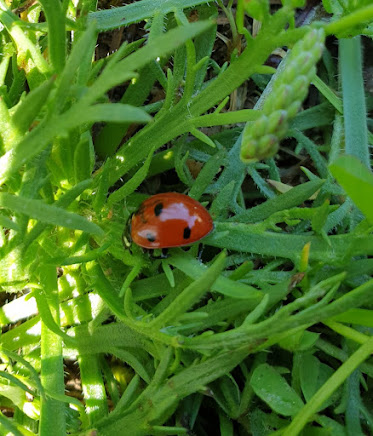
left=231, top=179, right=324, bottom=223
left=66, top=104, right=152, bottom=128
left=11, top=76, right=55, bottom=134
left=329, top=155, right=373, bottom=225
left=0, top=193, right=103, bottom=235
left=88, top=0, right=213, bottom=31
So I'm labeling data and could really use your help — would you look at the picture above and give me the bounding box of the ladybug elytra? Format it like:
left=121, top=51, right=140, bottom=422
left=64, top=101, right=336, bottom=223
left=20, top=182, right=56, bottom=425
left=128, top=193, right=213, bottom=249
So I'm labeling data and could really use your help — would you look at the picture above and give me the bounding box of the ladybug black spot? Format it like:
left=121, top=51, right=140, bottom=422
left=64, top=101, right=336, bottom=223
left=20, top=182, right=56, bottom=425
left=183, top=226, right=191, bottom=240
left=154, top=203, right=163, bottom=217
left=146, top=233, right=156, bottom=242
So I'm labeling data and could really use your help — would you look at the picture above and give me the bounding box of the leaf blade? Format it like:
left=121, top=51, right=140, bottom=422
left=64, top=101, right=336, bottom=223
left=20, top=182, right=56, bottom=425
left=0, top=193, right=103, bottom=235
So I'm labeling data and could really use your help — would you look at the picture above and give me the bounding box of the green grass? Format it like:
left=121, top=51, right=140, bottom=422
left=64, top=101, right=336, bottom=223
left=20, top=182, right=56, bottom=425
left=0, top=0, right=373, bottom=435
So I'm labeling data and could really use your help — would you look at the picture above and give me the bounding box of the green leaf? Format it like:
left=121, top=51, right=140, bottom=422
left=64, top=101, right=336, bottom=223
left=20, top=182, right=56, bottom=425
left=23, top=179, right=94, bottom=247
left=88, top=0, right=213, bottom=31
left=209, top=180, right=235, bottom=220
left=231, top=179, right=324, bottom=223
left=107, top=146, right=155, bottom=206
left=74, top=132, right=95, bottom=184
left=211, top=375, right=241, bottom=416
left=189, top=148, right=226, bottom=201
left=311, top=200, right=331, bottom=234
left=12, top=76, right=55, bottom=134
left=300, top=355, right=340, bottom=411
left=66, top=103, right=152, bottom=128
left=279, top=330, right=320, bottom=352
left=0, top=213, right=19, bottom=231
left=329, top=155, right=373, bottom=225
left=206, top=219, right=373, bottom=264
left=0, top=193, right=103, bottom=235
left=0, top=383, right=39, bottom=419
left=53, top=21, right=97, bottom=112
left=331, top=308, right=373, bottom=327
left=250, top=363, right=304, bottom=416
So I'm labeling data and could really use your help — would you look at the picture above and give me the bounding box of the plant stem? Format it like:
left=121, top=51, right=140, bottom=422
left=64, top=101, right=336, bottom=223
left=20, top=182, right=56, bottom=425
left=39, top=265, right=66, bottom=436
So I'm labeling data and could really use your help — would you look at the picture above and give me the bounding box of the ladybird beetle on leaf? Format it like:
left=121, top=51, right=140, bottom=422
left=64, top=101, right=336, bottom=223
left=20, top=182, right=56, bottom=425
left=129, top=193, right=214, bottom=249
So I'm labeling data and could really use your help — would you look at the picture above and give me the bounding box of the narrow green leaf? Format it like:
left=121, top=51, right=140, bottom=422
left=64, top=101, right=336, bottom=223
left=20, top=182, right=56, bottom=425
left=12, top=76, right=55, bottom=134
left=53, top=21, right=97, bottom=111
left=88, top=0, right=212, bottom=31
left=0, top=213, right=19, bottom=231
left=66, top=103, right=152, bottom=128
left=33, top=288, right=74, bottom=346
left=108, top=347, right=151, bottom=384
left=212, top=375, right=240, bottom=416
left=329, top=155, right=373, bottom=225
left=0, top=347, right=44, bottom=395
left=189, top=149, right=226, bottom=201
left=231, top=179, right=324, bottom=223
left=209, top=180, right=235, bottom=220
left=0, top=193, right=103, bottom=235
left=0, top=371, right=35, bottom=396
left=205, top=222, right=373, bottom=264
left=108, top=146, right=155, bottom=206
left=24, top=179, right=94, bottom=247
left=331, top=309, right=373, bottom=327
left=250, top=363, right=304, bottom=416
left=340, top=37, right=369, bottom=167
left=74, top=132, right=95, bottom=184
left=38, top=0, right=66, bottom=73
left=0, top=383, right=39, bottom=419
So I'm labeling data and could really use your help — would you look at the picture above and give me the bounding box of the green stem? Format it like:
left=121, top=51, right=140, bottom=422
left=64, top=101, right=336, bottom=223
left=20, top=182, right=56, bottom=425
left=79, top=355, right=108, bottom=425
left=39, top=265, right=66, bottom=436
left=323, top=320, right=370, bottom=344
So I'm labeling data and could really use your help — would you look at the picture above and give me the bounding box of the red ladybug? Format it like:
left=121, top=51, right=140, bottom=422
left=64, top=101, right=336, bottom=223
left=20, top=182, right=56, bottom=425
left=129, top=193, right=213, bottom=249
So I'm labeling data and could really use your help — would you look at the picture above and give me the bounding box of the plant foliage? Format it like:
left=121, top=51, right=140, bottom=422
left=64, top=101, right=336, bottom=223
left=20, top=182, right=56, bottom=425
left=0, top=0, right=372, bottom=435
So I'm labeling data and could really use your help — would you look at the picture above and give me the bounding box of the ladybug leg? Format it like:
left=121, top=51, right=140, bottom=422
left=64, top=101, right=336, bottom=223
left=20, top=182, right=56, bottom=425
left=147, top=248, right=169, bottom=259
left=197, top=244, right=204, bottom=261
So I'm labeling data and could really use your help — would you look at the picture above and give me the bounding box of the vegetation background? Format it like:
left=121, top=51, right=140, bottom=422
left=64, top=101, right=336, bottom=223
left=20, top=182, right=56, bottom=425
left=0, top=0, right=373, bottom=435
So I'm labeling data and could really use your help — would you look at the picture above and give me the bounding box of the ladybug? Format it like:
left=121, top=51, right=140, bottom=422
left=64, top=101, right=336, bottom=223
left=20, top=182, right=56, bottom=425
left=128, top=193, right=214, bottom=249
